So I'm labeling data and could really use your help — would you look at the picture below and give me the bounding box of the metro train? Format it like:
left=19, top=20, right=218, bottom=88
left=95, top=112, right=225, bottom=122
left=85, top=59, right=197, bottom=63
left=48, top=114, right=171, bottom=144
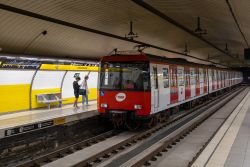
left=97, top=53, right=243, bottom=128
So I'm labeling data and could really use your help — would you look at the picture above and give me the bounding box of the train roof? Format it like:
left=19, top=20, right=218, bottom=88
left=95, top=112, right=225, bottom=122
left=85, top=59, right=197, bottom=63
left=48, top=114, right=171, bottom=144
left=103, top=53, right=243, bottom=72
left=103, top=53, right=224, bottom=69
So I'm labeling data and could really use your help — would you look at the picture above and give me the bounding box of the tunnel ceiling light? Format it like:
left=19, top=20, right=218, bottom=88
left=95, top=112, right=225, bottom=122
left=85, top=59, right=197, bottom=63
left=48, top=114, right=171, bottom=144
left=40, top=58, right=56, bottom=62
left=1, top=56, right=15, bottom=59
left=19, top=57, right=39, bottom=60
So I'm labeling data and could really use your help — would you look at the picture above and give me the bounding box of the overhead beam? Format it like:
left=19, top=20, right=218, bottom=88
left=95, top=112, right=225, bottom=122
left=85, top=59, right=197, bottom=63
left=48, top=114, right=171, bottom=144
left=225, top=0, right=249, bottom=48
left=0, top=3, right=225, bottom=67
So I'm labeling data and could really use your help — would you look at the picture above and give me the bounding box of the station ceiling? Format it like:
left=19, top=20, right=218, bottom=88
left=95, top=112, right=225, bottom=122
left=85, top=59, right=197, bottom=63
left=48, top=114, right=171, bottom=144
left=0, top=0, right=249, bottom=67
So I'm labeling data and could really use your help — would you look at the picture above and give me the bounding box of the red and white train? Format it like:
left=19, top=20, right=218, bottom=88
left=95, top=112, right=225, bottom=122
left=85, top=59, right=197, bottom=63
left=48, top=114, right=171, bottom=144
left=97, top=53, right=242, bottom=127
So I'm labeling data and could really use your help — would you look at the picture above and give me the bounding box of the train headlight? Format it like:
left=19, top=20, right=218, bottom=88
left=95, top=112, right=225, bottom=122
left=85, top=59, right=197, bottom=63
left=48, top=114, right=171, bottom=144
left=134, top=104, right=142, bottom=109
left=101, top=103, right=108, bottom=108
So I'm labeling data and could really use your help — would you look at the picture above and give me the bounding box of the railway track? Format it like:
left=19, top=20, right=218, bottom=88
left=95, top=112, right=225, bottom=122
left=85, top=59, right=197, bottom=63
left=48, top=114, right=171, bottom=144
left=16, top=86, right=244, bottom=167
left=17, top=107, right=191, bottom=167
left=118, top=87, right=248, bottom=167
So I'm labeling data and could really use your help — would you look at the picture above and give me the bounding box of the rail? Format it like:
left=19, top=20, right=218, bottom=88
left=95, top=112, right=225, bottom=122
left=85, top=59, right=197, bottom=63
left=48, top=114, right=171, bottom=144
left=22, top=86, right=245, bottom=167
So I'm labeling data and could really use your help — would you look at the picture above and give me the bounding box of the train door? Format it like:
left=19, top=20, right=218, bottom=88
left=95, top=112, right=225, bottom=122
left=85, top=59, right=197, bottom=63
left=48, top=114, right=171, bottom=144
left=177, top=66, right=185, bottom=102
left=226, top=71, right=229, bottom=87
left=190, top=67, right=196, bottom=98
left=218, top=70, right=221, bottom=89
left=231, top=72, right=233, bottom=85
left=224, top=71, right=227, bottom=87
left=220, top=71, right=224, bottom=88
left=232, top=72, right=234, bottom=85
left=151, top=65, right=159, bottom=112
left=204, top=68, right=208, bottom=93
left=158, top=65, right=170, bottom=109
left=170, top=65, right=178, bottom=104
left=196, top=67, right=200, bottom=96
left=208, top=69, right=213, bottom=93
left=222, top=71, right=225, bottom=88
left=214, top=69, right=217, bottom=90
left=222, top=71, right=224, bottom=88
left=226, top=71, right=228, bottom=87
left=199, top=68, right=204, bottom=95
left=185, top=67, right=191, bottom=99
left=225, top=71, right=227, bottom=87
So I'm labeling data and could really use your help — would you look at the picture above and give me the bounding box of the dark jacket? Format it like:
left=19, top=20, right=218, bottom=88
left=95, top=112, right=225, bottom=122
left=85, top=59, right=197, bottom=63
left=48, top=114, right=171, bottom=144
left=73, top=81, right=80, bottom=92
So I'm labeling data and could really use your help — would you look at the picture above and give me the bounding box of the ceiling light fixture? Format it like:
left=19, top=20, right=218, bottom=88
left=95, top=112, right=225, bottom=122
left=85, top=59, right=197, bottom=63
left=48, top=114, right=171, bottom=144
left=125, top=21, right=138, bottom=40
left=134, top=44, right=150, bottom=53
left=225, top=43, right=229, bottom=53
left=183, top=43, right=189, bottom=55
left=194, top=17, right=207, bottom=36
left=23, top=30, right=48, bottom=54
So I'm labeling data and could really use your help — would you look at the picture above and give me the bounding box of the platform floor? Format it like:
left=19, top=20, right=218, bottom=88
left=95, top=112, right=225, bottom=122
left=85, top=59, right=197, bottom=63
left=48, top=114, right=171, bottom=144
left=193, top=90, right=250, bottom=167
left=0, top=101, right=97, bottom=139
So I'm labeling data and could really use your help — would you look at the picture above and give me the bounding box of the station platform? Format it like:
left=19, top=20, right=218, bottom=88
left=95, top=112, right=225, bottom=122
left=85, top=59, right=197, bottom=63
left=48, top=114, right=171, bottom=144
left=192, top=90, right=250, bottom=167
left=0, top=101, right=98, bottom=139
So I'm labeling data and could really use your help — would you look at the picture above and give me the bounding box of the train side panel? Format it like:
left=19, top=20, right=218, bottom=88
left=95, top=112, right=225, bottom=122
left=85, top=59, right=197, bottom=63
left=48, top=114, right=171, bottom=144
left=185, top=67, right=191, bottom=99
left=177, top=66, right=185, bottom=102
left=150, top=63, right=171, bottom=114
left=190, top=67, right=196, bottom=97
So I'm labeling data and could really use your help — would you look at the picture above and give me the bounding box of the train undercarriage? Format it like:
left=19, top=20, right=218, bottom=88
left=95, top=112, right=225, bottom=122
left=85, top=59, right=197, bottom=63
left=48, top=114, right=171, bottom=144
left=103, top=86, right=234, bottom=130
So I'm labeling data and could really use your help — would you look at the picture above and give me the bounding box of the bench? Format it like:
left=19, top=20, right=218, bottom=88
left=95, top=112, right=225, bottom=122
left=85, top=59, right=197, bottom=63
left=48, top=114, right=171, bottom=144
left=37, top=93, right=64, bottom=109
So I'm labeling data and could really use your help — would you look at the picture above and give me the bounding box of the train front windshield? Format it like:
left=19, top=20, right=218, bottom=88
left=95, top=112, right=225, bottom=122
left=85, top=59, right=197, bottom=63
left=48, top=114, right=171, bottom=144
left=100, top=62, right=150, bottom=91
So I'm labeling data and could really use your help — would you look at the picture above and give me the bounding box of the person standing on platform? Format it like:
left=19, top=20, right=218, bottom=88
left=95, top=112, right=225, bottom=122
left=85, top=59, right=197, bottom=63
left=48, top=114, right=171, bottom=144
left=73, top=76, right=81, bottom=109
left=80, top=75, right=89, bottom=108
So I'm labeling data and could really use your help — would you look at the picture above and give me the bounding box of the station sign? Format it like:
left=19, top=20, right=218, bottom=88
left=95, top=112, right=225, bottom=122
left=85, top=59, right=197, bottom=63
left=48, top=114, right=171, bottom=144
left=0, top=57, right=99, bottom=70
left=0, top=59, right=41, bottom=69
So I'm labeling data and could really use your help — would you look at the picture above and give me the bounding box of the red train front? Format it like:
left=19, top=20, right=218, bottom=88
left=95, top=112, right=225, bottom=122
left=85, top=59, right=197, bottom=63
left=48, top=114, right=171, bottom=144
left=98, top=54, right=151, bottom=127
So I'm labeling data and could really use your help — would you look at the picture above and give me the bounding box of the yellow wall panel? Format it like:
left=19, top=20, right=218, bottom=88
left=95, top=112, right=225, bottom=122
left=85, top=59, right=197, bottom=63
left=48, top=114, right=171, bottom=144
left=88, top=88, right=97, bottom=101
left=0, top=85, right=97, bottom=112
left=40, top=64, right=99, bottom=71
left=31, top=88, right=61, bottom=108
left=0, top=84, right=30, bottom=113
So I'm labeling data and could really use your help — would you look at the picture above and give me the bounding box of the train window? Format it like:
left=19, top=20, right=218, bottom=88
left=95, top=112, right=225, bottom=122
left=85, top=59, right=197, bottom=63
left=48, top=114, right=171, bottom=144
left=213, top=70, right=216, bottom=82
left=216, top=70, right=218, bottom=82
left=199, top=68, right=204, bottom=83
left=153, top=67, right=158, bottom=89
left=100, top=62, right=150, bottom=91
left=170, top=67, right=176, bottom=87
left=190, top=69, right=195, bottom=85
left=175, top=68, right=177, bottom=86
left=196, top=68, right=199, bottom=83
left=162, top=68, right=169, bottom=88
left=218, top=71, right=220, bottom=82
left=177, top=68, right=184, bottom=86
left=185, top=69, right=190, bottom=85
left=211, top=70, right=214, bottom=81
left=204, top=69, right=207, bottom=83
